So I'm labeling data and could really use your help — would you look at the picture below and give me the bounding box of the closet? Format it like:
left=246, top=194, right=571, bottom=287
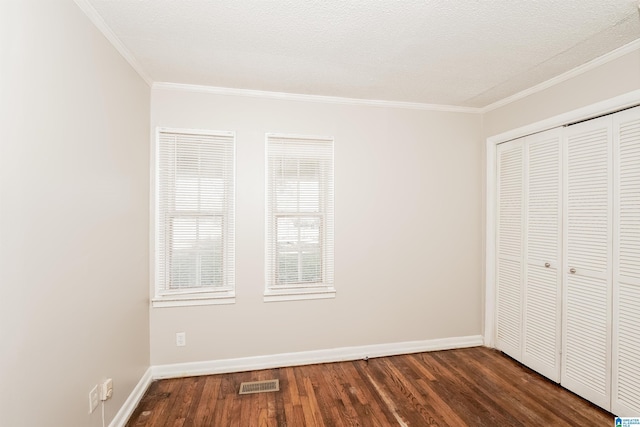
left=495, top=105, right=640, bottom=416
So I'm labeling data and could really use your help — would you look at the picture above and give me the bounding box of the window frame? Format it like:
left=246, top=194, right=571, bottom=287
left=264, top=133, right=336, bottom=302
left=152, top=127, right=236, bottom=308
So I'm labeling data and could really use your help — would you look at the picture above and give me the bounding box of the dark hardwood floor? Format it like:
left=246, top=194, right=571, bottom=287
left=126, top=347, right=613, bottom=426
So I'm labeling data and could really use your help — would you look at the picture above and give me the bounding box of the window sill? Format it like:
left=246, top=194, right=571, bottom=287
left=152, top=292, right=236, bottom=308
left=263, top=287, right=336, bottom=303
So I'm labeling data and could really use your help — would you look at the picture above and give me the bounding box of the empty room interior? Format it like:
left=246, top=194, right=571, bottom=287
left=2, top=1, right=640, bottom=426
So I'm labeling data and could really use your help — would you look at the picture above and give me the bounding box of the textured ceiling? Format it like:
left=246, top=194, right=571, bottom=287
left=86, top=0, right=640, bottom=108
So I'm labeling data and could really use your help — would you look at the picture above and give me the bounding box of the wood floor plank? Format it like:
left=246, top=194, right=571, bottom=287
left=452, top=349, right=557, bottom=425
left=429, top=350, right=526, bottom=426
left=272, top=370, right=287, bottom=426
left=309, top=364, right=344, bottom=427
left=336, top=361, right=386, bottom=427
left=371, top=356, right=441, bottom=426
left=400, top=355, right=467, bottom=426
left=125, top=347, right=614, bottom=426
left=414, top=352, right=491, bottom=426
left=191, top=376, right=220, bottom=426
left=408, top=355, right=468, bottom=423
left=145, top=379, right=185, bottom=427
left=351, top=360, right=410, bottom=426
left=302, top=375, right=325, bottom=426
left=321, top=362, right=364, bottom=426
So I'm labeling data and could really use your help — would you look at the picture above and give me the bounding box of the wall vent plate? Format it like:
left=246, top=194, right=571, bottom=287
left=239, top=379, right=280, bottom=395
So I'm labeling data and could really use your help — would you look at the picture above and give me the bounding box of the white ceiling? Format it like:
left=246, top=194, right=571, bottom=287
left=85, top=0, right=640, bottom=108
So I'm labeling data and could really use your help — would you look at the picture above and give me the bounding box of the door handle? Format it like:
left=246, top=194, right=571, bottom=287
left=544, top=262, right=550, bottom=268
left=569, top=268, right=576, bottom=274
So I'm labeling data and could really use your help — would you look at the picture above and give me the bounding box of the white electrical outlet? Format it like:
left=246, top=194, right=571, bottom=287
left=176, top=332, right=186, bottom=347
left=100, top=378, right=113, bottom=401
left=89, top=385, right=99, bottom=413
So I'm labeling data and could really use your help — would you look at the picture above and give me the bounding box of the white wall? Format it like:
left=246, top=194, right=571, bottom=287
left=150, top=87, right=483, bottom=365
left=0, top=1, right=150, bottom=426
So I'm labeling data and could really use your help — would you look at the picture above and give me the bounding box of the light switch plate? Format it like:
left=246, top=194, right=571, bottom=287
left=89, top=385, right=99, bottom=413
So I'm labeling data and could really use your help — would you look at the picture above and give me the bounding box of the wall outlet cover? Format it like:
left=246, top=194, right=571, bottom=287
left=176, top=332, right=186, bottom=347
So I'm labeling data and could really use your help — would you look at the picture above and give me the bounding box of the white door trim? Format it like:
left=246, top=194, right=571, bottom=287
left=484, top=89, right=640, bottom=347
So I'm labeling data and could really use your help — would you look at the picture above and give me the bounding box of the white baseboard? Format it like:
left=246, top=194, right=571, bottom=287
left=109, top=367, right=153, bottom=427
left=111, top=335, right=483, bottom=425
left=152, top=335, right=484, bottom=379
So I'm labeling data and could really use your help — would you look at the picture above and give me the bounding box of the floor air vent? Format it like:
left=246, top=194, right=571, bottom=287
left=239, top=379, right=280, bottom=395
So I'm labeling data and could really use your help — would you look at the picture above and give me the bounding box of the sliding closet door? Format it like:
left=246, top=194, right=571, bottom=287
left=523, top=129, right=562, bottom=382
left=496, top=140, right=524, bottom=361
left=562, top=115, right=613, bottom=410
left=612, top=106, right=640, bottom=417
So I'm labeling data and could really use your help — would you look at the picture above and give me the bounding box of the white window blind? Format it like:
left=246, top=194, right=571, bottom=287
left=266, top=134, right=335, bottom=301
left=155, top=129, right=235, bottom=305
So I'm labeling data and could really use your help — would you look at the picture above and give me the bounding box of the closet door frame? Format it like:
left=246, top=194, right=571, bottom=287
left=485, top=90, right=640, bottom=348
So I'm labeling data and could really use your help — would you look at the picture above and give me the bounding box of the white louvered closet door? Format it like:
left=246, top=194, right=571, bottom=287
left=496, top=140, right=524, bottom=361
left=523, top=128, right=562, bottom=382
left=562, top=116, right=613, bottom=410
left=612, top=106, right=640, bottom=417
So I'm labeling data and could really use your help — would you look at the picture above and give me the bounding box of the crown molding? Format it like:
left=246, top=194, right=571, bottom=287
left=73, top=0, right=153, bottom=87
left=481, top=38, right=640, bottom=113
left=152, top=82, right=482, bottom=113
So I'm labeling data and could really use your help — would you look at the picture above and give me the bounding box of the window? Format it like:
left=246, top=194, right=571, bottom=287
left=265, top=134, right=335, bottom=301
left=153, top=128, right=235, bottom=307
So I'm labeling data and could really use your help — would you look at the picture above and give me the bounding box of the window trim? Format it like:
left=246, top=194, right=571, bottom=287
left=264, top=132, right=336, bottom=302
left=151, top=127, right=236, bottom=308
